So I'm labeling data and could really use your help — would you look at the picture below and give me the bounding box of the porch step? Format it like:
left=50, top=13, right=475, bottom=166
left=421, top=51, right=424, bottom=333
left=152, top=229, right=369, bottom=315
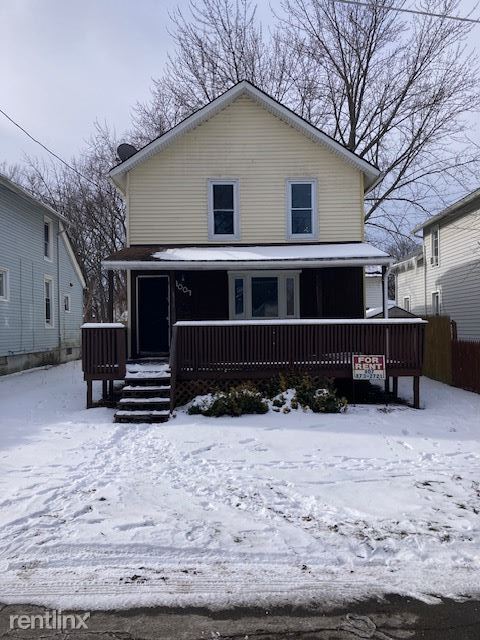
left=122, top=384, right=170, bottom=398
left=114, top=409, right=170, bottom=424
left=118, top=397, right=170, bottom=410
left=124, top=373, right=171, bottom=387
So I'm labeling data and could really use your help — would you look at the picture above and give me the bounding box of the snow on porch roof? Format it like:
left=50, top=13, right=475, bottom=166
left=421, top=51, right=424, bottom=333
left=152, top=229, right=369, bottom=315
left=103, top=242, right=393, bottom=270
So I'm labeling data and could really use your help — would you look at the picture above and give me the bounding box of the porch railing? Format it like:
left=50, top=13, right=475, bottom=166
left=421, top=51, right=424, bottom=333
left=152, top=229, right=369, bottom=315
left=81, top=323, right=126, bottom=407
left=170, top=319, right=427, bottom=407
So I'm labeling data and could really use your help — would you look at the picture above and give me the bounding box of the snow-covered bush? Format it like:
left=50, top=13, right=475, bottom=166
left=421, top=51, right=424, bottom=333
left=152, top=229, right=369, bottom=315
left=188, top=384, right=268, bottom=417
left=293, top=376, right=347, bottom=413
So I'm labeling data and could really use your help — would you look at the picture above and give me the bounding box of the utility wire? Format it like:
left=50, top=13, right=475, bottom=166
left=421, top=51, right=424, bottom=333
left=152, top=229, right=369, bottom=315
left=0, top=106, right=100, bottom=188
left=333, top=0, right=480, bottom=23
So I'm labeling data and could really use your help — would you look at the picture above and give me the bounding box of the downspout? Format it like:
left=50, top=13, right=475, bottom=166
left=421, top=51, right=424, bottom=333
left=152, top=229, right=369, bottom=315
left=56, top=224, right=61, bottom=354
left=413, top=230, right=427, bottom=316
left=382, top=265, right=391, bottom=319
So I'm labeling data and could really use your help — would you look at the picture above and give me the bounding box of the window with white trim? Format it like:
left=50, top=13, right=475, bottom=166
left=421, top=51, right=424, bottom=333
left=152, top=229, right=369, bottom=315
left=432, top=291, right=440, bottom=316
left=431, top=226, right=439, bottom=266
left=0, top=268, right=8, bottom=301
left=403, top=296, right=411, bottom=312
left=287, top=180, right=316, bottom=239
left=208, top=180, right=239, bottom=240
left=64, top=294, right=71, bottom=312
left=229, top=271, right=300, bottom=320
left=44, top=276, right=54, bottom=327
left=44, top=217, right=53, bottom=261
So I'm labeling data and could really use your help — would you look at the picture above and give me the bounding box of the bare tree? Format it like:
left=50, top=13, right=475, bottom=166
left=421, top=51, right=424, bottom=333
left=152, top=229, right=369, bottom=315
left=131, top=0, right=300, bottom=144
left=136, top=0, right=480, bottom=242
left=278, top=0, right=480, bottom=239
left=19, top=123, right=126, bottom=321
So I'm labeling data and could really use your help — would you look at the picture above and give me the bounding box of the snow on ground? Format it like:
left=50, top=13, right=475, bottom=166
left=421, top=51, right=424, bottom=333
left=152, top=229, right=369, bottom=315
left=1, top=361, right=480, bottom=609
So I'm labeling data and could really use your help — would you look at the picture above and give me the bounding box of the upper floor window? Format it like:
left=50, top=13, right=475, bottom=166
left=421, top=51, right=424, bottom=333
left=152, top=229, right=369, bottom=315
left=0, top=268, right=8, bottom=302
left=430, top=226, right=439, bottom=266
left=44, top=276, right=54, bottom=327
left=287, top=180, right=317, bottom=239
left=44, top=217, right=53, bottom=261
left=208, top=180, right=239, bottom=240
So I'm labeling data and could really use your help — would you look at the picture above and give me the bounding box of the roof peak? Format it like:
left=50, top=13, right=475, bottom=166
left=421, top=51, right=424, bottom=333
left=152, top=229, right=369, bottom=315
left=109, top=80, right=380, bottom=193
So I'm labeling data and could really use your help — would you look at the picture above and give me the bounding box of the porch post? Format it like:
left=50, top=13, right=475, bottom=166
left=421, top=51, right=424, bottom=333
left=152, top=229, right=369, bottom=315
left=382, top=266, right=389, bottom=319
left=107, top=269, right=114, bottom=323
left=413, top=376, right=420, bottom=409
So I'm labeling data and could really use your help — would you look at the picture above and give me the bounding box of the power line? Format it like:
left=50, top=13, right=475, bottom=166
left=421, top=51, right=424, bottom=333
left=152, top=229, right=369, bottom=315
left=0, top=106, right=100, bottom=188
left=333, top=0, right=480, bottom=23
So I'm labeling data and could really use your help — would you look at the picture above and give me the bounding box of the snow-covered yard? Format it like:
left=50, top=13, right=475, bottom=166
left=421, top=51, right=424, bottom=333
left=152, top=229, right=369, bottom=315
left=1, top=361, right=480, bottom=609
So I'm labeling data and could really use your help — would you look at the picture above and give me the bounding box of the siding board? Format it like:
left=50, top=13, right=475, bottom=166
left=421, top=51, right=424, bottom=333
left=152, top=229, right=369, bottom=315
left=128, top=95, right=364, bottom=245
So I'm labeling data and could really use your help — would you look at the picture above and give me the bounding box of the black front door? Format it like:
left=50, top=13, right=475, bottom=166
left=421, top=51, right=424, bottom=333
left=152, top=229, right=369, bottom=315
left=137, top=276, right=169, bottom=355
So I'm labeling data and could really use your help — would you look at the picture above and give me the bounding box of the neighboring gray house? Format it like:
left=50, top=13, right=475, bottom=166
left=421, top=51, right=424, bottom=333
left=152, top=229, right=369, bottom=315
left=0, top=174, right=85, bottom=375
left=393, top=188, right=480, bottom=340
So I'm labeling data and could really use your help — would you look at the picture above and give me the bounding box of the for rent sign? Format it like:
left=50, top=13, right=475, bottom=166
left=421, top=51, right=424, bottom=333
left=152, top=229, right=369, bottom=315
left=352, top=354, right=386, bottom=380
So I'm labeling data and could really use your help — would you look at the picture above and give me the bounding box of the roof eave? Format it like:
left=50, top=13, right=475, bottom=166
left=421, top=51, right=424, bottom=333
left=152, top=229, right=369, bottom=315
left=102, top=256, right=394, bottom=271
left=0, top=173, right=67, bottom=221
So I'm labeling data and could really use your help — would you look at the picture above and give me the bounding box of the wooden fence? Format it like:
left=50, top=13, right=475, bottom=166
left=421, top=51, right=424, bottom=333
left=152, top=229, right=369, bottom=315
left=422, top=316, right=454, bottom=384
left=423, top=315, right=480, bottom=394
left=452, top=340, right=480, bottom=394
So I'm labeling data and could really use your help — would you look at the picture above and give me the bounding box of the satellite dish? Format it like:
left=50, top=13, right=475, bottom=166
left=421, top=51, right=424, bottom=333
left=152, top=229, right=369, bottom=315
left=117, top=143, right=137, bottom=162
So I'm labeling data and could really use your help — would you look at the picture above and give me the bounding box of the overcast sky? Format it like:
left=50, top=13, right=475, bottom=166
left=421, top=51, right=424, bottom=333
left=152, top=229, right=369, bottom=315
left=1, top=0, right=479, bottom=169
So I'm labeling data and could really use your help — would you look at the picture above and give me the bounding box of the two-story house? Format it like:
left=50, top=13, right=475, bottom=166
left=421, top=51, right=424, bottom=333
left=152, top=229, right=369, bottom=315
left=82, top=81, right=426, bottom=419
left=0, top=174, right=85, bottom=375
left=393, top=188, right=480, bottom=340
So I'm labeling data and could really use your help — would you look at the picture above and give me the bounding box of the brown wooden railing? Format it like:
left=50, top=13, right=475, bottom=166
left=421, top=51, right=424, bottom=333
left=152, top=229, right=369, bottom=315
left=171, top=319, right=426, bottom=380
left=81, top=323, right=126, bottom=407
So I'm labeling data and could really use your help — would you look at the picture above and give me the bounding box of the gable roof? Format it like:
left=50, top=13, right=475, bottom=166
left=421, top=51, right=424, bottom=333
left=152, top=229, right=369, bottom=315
left=412, top=186, right=480, bottom=234
left=0, top=172, right=66, bottom=222
left=109, top=80, right=381, bottom=193
left=0, top=173, right=86, bottom=289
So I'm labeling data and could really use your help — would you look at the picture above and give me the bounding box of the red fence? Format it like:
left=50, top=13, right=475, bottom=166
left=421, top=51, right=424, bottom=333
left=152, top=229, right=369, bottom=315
left=452, top=340, right=480, bottom=394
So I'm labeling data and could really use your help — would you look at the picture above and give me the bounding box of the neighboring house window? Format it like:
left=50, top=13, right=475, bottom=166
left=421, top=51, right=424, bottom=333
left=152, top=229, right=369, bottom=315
left=432, top=291, right=440, bottom=316
left=431, top=226, right=439, bottom=266
left=208, top=180, right=239, bottom=240
left=64, top=294, right=71, bottom=312
left=44, top=276, right=54, bottom=327
left=403, top=296, right=411, bottom=312
left=0, top=268, right=9, bottom=301
left=229, top=271, right=300, bottom=319
left=44, top=217, right=53, bottom=260
left=287, top=179, right=316, bottom=239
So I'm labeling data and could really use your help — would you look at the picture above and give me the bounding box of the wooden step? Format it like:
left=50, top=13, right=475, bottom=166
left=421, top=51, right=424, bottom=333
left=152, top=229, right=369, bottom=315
left=118, top=397, right=170, bottom=410
left=122, top=385, right=170, bottom=398
left=124, top=373, right=171, bottom=386
left=114, top=409, right=170, bottom=424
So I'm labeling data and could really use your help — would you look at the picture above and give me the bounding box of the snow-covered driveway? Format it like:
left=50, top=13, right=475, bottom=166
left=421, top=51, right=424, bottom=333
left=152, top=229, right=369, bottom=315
left=1, top=361, right=480, bottom=609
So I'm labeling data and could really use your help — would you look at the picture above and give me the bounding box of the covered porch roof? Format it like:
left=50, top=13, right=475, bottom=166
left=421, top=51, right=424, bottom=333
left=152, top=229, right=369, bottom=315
left=103, top=242, right=393, bottom=271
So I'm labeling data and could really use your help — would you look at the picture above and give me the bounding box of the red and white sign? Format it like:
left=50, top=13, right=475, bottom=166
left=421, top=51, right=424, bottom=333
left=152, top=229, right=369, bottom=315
left=352, top=354, right=386, bottom=380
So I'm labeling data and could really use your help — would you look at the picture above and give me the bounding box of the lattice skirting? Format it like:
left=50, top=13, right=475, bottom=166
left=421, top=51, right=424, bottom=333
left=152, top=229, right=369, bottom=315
left=173, top=374, right=333, bottom=408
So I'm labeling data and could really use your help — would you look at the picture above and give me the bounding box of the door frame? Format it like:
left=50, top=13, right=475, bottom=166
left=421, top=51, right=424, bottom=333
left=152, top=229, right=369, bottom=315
left=135, top=274, right=170, bottom=356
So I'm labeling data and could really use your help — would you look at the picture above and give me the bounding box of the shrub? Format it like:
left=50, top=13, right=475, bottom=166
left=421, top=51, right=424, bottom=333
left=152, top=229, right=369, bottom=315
left=187, top=384, right=268, bottom=417
left=293, top=376, right=347, bottom=413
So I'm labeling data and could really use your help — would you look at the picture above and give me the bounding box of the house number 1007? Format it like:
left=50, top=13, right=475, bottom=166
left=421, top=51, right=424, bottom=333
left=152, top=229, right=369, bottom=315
left=176, top=281, right=192, bottom=296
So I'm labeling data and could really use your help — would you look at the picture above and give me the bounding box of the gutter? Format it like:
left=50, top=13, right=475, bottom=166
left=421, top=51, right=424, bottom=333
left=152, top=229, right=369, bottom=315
left=101, top=257, right=395, bottom=271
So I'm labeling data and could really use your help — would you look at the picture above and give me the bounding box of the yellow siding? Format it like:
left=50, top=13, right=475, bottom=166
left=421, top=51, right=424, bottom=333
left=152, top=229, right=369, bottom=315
left=128, top=95, right=364, bottom=245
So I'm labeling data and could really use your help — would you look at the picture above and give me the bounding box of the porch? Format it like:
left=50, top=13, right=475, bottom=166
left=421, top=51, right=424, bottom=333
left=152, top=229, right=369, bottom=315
left=81, top=318, right=426, bottom=420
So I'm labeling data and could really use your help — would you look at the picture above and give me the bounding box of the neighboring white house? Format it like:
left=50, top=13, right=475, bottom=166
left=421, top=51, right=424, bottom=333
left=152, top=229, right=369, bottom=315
left=365, top=265, right=383, bottom=310
left=393, top=188, right=480, bottom=340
